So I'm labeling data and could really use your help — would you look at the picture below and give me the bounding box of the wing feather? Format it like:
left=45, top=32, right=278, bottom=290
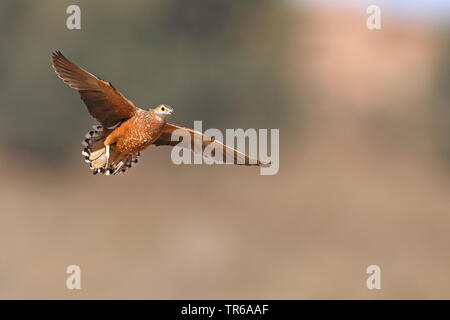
left=154, top=123, right=262, bottom=166
left=52, top=51, right=140, bottom=127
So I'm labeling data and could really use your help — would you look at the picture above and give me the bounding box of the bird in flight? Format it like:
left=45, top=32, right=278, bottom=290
left=52, top=51, right=262, bottom=175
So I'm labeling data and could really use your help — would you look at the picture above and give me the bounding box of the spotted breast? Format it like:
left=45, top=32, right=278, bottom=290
left=105, top=110, right=166, bottom=154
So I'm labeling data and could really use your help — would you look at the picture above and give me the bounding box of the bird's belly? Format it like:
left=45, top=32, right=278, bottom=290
left=113, top=126, right=163, bottom=154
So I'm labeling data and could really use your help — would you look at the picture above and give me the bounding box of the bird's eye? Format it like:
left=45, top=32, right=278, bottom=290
left=161, top=106, right=165, bottom=112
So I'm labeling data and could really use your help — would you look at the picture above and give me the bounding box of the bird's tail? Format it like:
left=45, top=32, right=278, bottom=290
left=81, top=125, right=140, bottom=175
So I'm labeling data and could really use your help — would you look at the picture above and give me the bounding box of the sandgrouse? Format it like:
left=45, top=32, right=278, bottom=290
left=52, top=51, right=262, bottom=175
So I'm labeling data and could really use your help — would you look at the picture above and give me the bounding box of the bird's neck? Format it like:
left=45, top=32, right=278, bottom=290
left=150, top=110, right=167, bottom=124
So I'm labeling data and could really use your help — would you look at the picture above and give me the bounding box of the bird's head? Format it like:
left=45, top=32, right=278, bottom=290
left=153, top=104, right=174, bottom=121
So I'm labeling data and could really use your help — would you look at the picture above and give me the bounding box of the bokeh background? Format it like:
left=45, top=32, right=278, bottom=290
left=0, top=0, right=449, bottom=299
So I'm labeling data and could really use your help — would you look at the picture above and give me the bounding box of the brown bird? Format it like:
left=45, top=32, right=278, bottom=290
left=52, top=51, right=262, bottom=175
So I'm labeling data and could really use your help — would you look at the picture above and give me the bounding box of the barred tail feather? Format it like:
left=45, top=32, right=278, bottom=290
left=82, top=125, right=140, bottom=175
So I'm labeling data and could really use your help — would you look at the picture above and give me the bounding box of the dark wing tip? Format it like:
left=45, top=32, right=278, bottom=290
left=260, top=161, right=271, bottom=167
left=51, top=50, right=63, bottom=59
left=51, top=51, right=64, bottom=75
left=51, top=51, right=64, bottom=68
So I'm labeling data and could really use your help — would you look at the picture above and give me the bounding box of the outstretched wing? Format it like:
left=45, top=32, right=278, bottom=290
left=153, top=123, right=262, bottom=166
left=52, top=51, right=140, bottom=128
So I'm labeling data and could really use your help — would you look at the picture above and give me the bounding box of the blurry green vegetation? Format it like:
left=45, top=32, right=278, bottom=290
left=0, top=0, right=294, bottom=161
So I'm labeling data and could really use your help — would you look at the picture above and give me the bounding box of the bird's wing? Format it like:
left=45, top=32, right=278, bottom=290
left=52, top=51, right=140, bottom=128
left=153, top=123, right=262, bottom=166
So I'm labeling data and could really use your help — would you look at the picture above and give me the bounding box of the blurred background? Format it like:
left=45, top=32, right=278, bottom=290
left=0, top=0, right=449, bottom=299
